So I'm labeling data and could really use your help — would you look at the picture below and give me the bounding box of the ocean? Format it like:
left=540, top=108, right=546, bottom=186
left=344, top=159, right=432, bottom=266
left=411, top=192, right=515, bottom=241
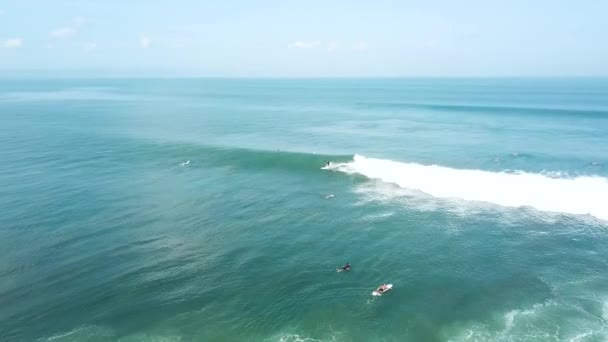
left=1, top=78, right=608, bottom=341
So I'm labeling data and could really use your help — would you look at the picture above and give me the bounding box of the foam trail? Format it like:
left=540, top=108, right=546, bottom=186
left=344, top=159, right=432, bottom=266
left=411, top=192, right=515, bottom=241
left=333, top=155, right=608, bottom=221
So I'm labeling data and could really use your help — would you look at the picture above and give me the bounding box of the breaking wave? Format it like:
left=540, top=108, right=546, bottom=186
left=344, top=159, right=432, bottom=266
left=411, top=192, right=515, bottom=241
left=328, top=155, right=608, bottom=221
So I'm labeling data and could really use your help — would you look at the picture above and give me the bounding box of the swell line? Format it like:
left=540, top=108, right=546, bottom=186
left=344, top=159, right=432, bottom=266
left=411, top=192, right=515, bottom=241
left=356, top=102, right=608, bottom=117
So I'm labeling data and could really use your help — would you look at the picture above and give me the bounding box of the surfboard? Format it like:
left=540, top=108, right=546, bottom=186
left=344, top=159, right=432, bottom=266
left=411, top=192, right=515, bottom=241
left=372, top=284, right=393, bottom=296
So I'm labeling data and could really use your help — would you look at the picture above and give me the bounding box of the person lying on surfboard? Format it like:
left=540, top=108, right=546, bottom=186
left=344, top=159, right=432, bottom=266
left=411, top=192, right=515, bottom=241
left=376, top=284, right=389, bottom=293
left=340, top=263, right=350, bottom=271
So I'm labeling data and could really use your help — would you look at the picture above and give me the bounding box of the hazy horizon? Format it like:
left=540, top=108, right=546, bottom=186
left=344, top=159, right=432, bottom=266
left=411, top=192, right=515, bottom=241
left=1, top=0, right=607, bottom=77
left=2, top=70, right=608, bottom=80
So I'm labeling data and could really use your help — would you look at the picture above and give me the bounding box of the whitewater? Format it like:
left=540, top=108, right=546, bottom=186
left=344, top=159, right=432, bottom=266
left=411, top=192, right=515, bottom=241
left=331, top=155, right=608, bottom=221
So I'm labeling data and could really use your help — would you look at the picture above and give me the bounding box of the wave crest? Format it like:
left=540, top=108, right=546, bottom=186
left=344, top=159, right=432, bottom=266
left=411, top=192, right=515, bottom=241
left=331, top=155, right=608, bottom=221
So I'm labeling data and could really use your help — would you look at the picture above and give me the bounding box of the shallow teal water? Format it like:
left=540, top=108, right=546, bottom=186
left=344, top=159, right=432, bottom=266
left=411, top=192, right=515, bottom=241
left=1, top=79, right=608, bottom=341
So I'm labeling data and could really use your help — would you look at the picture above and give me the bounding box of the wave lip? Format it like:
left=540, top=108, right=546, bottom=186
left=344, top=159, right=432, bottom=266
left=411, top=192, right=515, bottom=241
left=332, top=155, right=608, bottom=221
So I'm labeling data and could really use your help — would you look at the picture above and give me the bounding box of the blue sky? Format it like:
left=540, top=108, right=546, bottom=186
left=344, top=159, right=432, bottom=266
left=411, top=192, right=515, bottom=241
left=0, top=0, right=607, bottom=76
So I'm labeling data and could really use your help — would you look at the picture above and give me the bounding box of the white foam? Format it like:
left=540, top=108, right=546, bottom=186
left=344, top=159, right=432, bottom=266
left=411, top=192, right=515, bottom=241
left=602, top=300, right=608, bottom=321
left=540, top=170, right=571, bottom=178
left=332, top=155, right=608, bottom=221
left=118, top=333, right=183, bottom=342
left=503, top=310, right=518, bottom=331
left=360, top=211, right=394, bottom=221
left=38, top=325, right=114, bottom=341
left=273, top=334, right=338, bottom=342
left=277, top=335, right=320, bottom=342
left=503, top=308, right=535, bottom=332
left=446, top=299, right=608, bottom=342
left=570, top=330, right=596, bottom=342
left=37, top=325, right=184, bottom=342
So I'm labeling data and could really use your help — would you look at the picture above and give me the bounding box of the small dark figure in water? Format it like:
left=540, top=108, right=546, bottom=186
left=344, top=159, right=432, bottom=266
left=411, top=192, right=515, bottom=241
left=325, top=161, right=330, bottom=167
left=341, top=263, right=351, bottom=271
left=376, top=284, right=389, bottom=293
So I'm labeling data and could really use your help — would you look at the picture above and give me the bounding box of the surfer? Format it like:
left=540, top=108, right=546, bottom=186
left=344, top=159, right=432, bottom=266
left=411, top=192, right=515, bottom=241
left=340, top=263, right=351, bottom=271
left=376, top=284, right=389, bottom=293
left=325, top=161, right=330, bottom=167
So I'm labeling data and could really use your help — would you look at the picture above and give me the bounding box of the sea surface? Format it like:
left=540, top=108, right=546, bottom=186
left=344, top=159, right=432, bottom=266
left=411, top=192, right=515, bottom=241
left=1, top=78, right=608, bottom=342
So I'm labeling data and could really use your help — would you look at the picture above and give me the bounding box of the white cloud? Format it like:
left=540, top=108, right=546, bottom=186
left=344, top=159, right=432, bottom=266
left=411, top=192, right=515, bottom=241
left=3, top=38, right=23, bottom=49
left=84, top=42, right=97, bottom=51
left=352, top=40, right=368, bottom=50
left=327, top=41, right=339, bottom=51
left=288, top=41, right=320, bottom=49
left=51, top=27, right=76, bottom=39
left=140, top=36, right=152, bottom=48
left=50, top=17, right=84, bottom=39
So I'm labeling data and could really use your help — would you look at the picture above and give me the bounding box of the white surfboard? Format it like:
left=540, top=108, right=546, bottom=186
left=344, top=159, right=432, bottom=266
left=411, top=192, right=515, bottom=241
left=372, top=284, right=393, bottom=296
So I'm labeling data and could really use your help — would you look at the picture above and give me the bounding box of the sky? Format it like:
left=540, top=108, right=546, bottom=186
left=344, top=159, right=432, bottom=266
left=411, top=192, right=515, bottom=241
left=0, top=0, right=607, bottom=77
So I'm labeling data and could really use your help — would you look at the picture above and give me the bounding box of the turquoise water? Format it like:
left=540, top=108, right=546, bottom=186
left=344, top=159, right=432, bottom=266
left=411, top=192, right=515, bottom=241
left=1, top=78, right=608, bottom=341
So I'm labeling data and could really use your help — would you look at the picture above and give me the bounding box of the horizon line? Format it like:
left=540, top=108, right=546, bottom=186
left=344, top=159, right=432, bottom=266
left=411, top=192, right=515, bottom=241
left=1, top=73, right=607, bottom=80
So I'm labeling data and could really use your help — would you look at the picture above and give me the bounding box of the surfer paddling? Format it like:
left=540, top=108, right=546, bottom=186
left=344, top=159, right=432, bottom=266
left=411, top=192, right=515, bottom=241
left=375, top=284, right=390, bottom=294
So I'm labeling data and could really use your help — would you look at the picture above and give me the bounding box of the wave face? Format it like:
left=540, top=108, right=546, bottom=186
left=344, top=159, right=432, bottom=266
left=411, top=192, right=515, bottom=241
left=356, top=102, right=608, bottom=118
left=331, top=155, right=608, bottom=220
left=159, top=144, right=353, bottom=173
left=358, top=102, right=608, bottom=118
